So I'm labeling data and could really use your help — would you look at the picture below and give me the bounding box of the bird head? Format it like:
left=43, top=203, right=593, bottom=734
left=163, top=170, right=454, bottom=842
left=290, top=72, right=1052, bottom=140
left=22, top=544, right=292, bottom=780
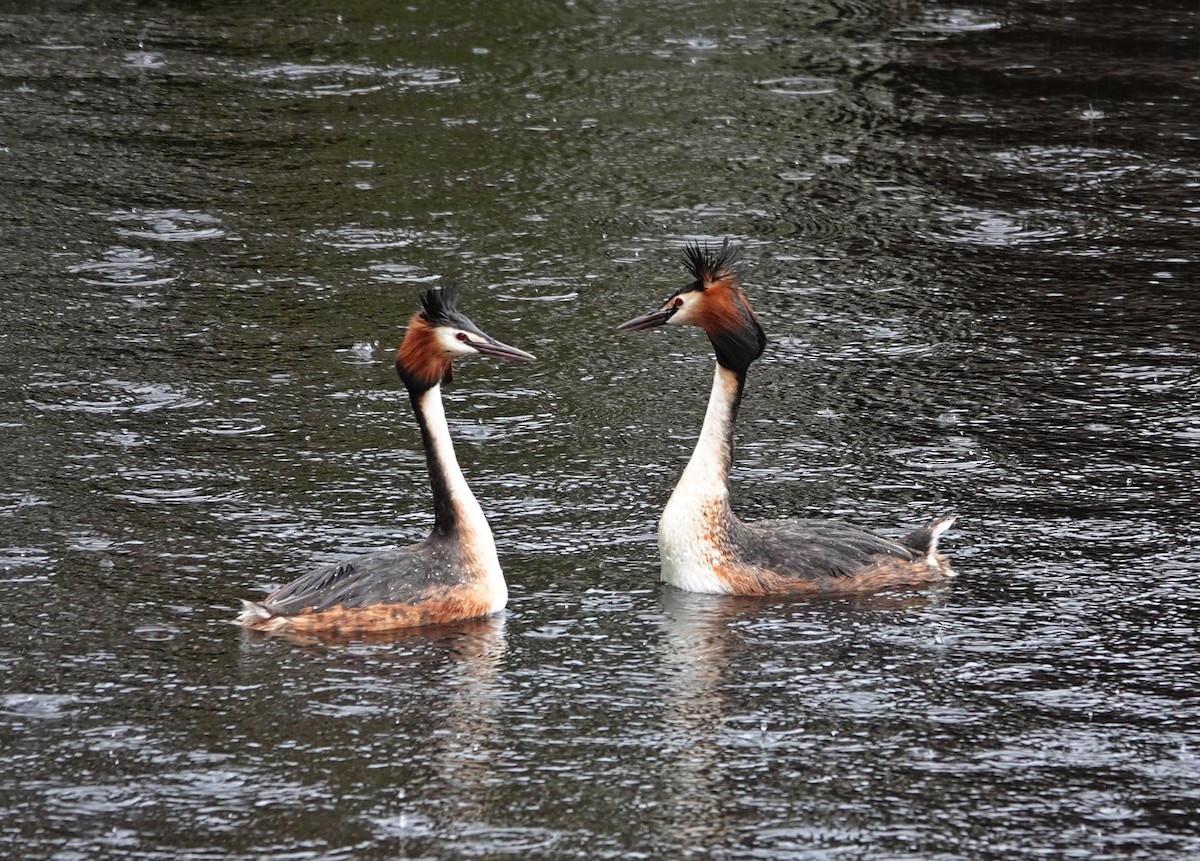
left=617, top=240, right=766, bottom=374
left=396, top=284, right=535, bottom=391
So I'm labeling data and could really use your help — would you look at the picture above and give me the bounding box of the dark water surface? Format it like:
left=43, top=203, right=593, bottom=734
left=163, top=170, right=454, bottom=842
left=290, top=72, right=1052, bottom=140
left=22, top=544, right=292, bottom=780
left=3, top=0, right=1198, bottom=858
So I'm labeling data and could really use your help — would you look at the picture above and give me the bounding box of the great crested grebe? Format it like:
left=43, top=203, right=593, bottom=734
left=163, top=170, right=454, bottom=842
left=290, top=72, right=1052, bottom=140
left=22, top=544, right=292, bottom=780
left=237, top=284, right=534, bottom=636
left=617, top=241, right=954, bottom=596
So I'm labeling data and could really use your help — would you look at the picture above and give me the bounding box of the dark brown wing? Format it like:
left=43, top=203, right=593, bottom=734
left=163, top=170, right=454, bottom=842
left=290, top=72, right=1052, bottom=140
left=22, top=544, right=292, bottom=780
left=730, top=518, right=920, bottom=581
left=260, top=538, right=470, bottom=616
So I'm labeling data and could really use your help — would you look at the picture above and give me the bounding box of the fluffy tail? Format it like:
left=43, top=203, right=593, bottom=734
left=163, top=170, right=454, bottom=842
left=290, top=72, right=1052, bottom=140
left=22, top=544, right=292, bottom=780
left=235, top=599, right=273, bottom=627
left=900, top=516, right=955, bottom=557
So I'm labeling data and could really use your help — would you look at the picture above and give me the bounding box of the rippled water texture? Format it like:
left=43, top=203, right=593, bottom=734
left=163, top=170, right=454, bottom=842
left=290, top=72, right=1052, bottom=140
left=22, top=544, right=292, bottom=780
left=2, top=1, right=1198, bottom=858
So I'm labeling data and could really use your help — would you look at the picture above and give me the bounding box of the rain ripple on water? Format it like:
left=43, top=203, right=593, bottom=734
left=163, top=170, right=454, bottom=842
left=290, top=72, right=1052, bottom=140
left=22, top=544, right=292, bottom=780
left=68, top=247, right=175, bottom=288
left=920, top=204, right=1100, bottom=249
left=107, top=209, right=226, bottom=243
left=25, top=378, right=208, bottom=415
left=243, top=62, right=461, bottom=98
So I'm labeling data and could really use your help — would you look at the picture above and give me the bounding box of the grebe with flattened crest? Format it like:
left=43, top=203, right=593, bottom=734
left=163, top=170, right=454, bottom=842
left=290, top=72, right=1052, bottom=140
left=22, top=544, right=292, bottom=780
left=617, top=241, right=954, bottom=596
left=237, top=284, right=534, bottom=636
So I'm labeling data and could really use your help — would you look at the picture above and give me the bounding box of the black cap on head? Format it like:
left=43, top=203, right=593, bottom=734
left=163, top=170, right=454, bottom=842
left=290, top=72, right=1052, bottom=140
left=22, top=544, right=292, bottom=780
left=419, top=282, right=465, bottom=327
left=683, top=239, right=742, bottom=287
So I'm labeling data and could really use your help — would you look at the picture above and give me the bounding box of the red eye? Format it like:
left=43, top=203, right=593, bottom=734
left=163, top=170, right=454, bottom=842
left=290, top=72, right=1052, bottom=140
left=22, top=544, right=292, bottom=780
left=674, top=297, right=684, bottom=308
left=456, top=332, right=468, bottom=341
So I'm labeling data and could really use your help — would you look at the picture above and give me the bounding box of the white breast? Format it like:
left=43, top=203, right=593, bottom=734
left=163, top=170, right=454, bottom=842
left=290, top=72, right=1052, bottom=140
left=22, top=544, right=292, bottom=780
left=655, top=364, right=744, bottom=595
left=658, top=494, right=731, bottom=594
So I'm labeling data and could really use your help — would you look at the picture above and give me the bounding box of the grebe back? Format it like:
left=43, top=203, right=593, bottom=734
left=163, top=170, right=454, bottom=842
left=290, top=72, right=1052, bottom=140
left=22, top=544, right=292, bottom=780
left=237, top=284, right=534, bottom=636
left=617, top=241, right=953, bottom=596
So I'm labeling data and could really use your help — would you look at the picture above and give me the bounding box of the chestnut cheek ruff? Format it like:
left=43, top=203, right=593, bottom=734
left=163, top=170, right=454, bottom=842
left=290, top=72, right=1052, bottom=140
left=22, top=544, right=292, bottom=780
left=698, top=281, right=766, bottom=375
left=396, top=317, right=453, bottom=392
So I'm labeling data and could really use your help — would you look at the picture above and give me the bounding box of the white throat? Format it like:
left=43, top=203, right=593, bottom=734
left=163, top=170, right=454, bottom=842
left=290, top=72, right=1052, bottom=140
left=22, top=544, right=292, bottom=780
left=419, top=385, right=506, bottom=610
left=657, top=365, right=741, bottom=593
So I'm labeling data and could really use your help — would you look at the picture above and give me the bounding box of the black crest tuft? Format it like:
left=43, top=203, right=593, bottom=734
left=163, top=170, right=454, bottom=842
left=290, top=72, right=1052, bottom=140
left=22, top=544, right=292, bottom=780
left=418, top=283, right=463, bottom=327
left=683, top=239, right=742, bottom=287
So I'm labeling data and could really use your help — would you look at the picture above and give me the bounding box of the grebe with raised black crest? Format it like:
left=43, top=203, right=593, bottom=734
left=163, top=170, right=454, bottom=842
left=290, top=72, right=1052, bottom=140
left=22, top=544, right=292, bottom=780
left=237, top=284, right=534, bottom=636
left=617, top=241, right=954, bottom=596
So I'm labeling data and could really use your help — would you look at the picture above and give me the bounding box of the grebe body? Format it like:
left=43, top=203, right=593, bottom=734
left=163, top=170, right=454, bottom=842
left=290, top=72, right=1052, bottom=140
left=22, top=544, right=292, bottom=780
left=237, top=285, right=533, bottom=636
left=618, top=242, right=953, bottom=597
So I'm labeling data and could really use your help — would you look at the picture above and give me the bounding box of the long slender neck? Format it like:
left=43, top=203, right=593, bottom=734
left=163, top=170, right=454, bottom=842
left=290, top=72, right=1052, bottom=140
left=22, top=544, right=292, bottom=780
left=656, top=362, right=749, bottom=593
left=671, top=364, right=746, bottom=506
left=410, top=384, right=485, bottom=538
